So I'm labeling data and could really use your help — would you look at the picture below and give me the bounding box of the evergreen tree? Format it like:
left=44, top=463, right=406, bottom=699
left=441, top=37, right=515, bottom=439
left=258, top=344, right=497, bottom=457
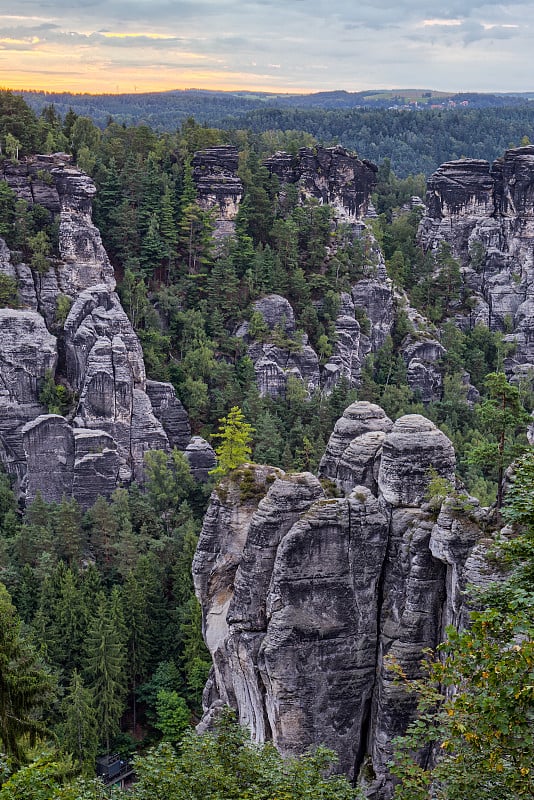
left=84, top=592, right=127, bottom=752
left=210, top=406, right=255, bottom=478
left=121, top=573, right=151, bottom=731
left=467, top=372, right=530, bottom=507
left=59, top=670, right=99, bottom=774
left=0, top=583, right=54, bottom=764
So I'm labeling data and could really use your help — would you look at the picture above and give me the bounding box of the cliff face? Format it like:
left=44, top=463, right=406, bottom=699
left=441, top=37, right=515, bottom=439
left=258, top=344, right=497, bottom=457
left=193, top=402, right=491, bottom=799
left=193, top=146, right=243, bottom=241
left=418, top=145, right=534, bottom=382
left=264, top=145, right=378, bottom=222
left=0, top=155, right=214, bottom=507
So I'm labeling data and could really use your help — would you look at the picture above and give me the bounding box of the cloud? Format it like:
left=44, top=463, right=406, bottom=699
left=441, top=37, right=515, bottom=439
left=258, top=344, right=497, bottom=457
left=2, top=0, right=534, bottom=93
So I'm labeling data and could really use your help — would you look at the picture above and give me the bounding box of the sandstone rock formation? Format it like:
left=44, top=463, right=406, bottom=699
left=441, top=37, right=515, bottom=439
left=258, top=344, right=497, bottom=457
left=264, top=146, right=378, bottom=222
left=418, top=146, right=534, bottom=382
left=194, top=403, right=490, bottom=799
left=0, top=155, right=201, bottom=507
left=192, top=146, right=243, bottom=240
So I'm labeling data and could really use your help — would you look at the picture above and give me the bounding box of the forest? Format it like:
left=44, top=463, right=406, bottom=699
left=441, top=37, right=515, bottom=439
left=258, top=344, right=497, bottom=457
left=0, top=90, right=533, bottom=799
left=18, top=88, right=534, bottom=176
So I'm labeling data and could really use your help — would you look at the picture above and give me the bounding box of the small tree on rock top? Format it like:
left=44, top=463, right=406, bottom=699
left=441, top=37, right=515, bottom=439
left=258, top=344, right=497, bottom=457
left=209, top=406, right=254, bottom=478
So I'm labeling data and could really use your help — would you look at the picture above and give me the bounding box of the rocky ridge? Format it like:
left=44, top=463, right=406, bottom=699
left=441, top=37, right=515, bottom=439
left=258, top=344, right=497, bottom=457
left=418, top=145, right=534, bottom=383
left=0, top=155, right=214, bottom=507
left=193, top=401, right=492, bottom=799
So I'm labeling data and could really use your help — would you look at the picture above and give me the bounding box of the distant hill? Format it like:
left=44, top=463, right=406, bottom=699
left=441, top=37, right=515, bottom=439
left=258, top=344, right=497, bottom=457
left=19, top=87, right=530, bottom=130
left=18, top=88, right=534, bottom=177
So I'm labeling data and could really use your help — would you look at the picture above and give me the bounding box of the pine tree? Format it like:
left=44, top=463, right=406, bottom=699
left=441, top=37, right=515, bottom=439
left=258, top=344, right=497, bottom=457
left=59, top=670, right=99, bottom=773
left=209, top=406, right=255, bottom=478
left=54, top=496, right=83, bottom=565
left=121, top=572, right=150, bottom=731
left=0, top=583, right=54, bottom=764
left=84, top=592, right=127, bottom=753
left=467, top=372, right=530, bottom=507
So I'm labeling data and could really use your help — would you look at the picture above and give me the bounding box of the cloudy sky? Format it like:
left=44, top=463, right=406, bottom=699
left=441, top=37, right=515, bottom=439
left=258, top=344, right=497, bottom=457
left=0, top=0, right=533, bottom=94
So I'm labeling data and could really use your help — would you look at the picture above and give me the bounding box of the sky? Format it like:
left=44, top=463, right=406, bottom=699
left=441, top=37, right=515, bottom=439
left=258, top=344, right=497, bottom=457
left=0, top=0, right=533, bottom=95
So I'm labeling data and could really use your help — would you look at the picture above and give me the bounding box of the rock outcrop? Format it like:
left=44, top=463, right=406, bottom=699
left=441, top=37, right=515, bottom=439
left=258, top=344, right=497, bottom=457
left=193, top=146, right=243, bottom=240
left=237, top=294, right=321, bottom=398
left=264, top=146, right=378, bottom=222
left=418, top=146, right=534, bottom=382
left=194, top=403, right=490, bottom=799
left=0, top=156, right=201, bottom=507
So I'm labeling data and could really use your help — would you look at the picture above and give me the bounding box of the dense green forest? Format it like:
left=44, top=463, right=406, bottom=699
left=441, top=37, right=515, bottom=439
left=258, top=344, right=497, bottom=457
left=19, top=88, right=534, bottom=176
left=0, top=90, right=533, bottom=798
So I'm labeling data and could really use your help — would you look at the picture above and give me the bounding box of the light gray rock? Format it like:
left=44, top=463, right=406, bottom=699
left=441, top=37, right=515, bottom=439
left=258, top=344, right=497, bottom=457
left=261, top=488, right=389, bottom=775
left=193, top=403, right=491, bottom=799
left=22, top=414, right=74, bottom=504
left=130, top=389, right=170, bottom=482
left=319, top=402, right=393, bottom=491
left=253, top=294, right=296, bottom=335
left=378, top=415, right=456, bottom=507
left=265, top=146, right=378, bottom=222
left=145, top=380, right=191, bottom=450
left=335, top=431, right=387, bottom=495
left=352, top=279, right=394, bottom=351
left=418, top=147, right=534, bottom=382
left=322, top=314, right=363, bottom=390
left=406, top=358, right=443, bottom=404
left=0, top=310, right=57, bottom=478
left=369, top=507, right=445, bottom=799
left=193, top=146, right=243, bottom=241
left=0, top=309, right=57, bottom=403
left=72, top=428, right=121, bottom=509
left=248, top=342, right=320, bottom=398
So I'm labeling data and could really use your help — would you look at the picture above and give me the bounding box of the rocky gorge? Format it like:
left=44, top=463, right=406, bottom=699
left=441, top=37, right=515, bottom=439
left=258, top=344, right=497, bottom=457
left=0, top=136, right=532, bottom=798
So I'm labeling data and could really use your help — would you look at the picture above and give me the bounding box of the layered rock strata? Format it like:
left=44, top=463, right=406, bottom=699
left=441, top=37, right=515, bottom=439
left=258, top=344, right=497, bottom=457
left=264, top=145, right=378, bottom=222
left=194, top=402, right=488, bottom=799
left=193, top=146, right=243, bottom=240
left=418, top=146, right=534, bottom=382
left=0, top=155, right=210, bottom=507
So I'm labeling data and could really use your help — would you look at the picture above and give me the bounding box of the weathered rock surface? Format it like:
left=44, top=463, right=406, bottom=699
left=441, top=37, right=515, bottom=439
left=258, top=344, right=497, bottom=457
left=418, top=146, right=534, bottom=382
left=193, top=146, right=243, bottom=240
left=22, top=414, right=75, bottom=504
left=378, top=415, right=455, bottom=507
left=0, top=157, right=199, bottom=504
left=145, top=380, right=191, bottom=450
left=248, top=341, right=321, bottom=398
left=265, top=146, right=377, bottom=222
left=319, top=401, right=393, bottom=494
left=72, top=429, right=121, bottom=509
left=185, top=436, right=217, bottom=482
left=194, top=405, right=488, bottom=799
left=0, top=309, right=57, bottom=477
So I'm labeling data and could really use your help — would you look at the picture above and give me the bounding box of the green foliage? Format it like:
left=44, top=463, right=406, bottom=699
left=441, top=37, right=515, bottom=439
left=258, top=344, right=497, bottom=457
left=0, top=275, right=18, bottom=309
left=58, top=671, right=99, bottom=774
left=0, top=583, right=55, bottom=764
left=154, top=690, right=190, bottom=743
left=466, top=372, right=530, bottom=507
left=130, top=711, right=360, bottom=800
left=83, top=592, right=127, bottom=752
left=210, top=406, right=255, bottom=478
left=392, top=447, right=534, bottom=800
left=55, top=295, right=72, bottom=327
left=39, top=371, right=73, bottom=416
